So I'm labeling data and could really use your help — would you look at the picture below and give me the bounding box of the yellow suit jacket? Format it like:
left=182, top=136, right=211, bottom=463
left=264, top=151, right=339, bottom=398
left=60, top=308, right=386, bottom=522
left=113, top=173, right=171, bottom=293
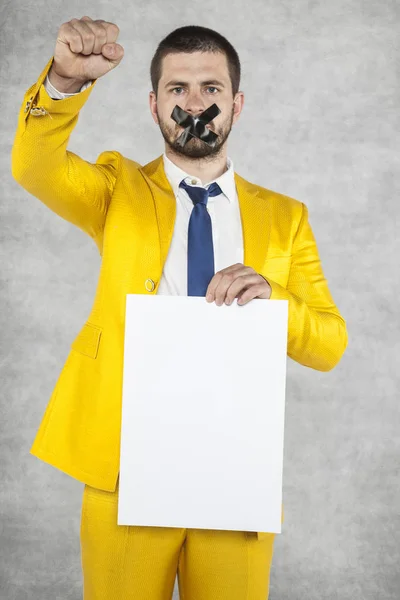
left=12, top=56, right=348, bottom=540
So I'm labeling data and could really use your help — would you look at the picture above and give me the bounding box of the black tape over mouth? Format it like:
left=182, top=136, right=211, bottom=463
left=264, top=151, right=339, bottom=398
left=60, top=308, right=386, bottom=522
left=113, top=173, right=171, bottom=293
left=170, top=103, right=221, bottom=147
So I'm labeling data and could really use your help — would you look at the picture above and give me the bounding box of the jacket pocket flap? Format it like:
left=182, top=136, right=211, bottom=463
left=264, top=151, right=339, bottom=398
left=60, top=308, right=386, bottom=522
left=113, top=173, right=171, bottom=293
left=71, top=322, right=102, bottom=359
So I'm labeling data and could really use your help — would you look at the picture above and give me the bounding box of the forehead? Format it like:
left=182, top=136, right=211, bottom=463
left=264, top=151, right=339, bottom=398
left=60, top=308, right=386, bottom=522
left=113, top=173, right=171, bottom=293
left=160, top=51, right=229, bottom=81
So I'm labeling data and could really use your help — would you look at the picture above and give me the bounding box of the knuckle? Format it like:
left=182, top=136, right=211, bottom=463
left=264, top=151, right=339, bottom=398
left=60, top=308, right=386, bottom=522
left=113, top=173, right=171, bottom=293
left=64, top=26, right=81, bottom=40
left=94, top=25, right=107, bottom=37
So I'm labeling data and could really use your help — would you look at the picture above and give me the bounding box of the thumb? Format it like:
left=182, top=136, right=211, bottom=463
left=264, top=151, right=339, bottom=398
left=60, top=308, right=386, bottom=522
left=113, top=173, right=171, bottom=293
left=101, top=43, right=124, bottom=65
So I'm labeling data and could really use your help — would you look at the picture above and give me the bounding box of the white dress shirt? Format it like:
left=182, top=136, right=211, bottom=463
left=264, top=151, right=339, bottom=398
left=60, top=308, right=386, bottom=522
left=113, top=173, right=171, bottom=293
left=44, top=75, right=244, bottom=296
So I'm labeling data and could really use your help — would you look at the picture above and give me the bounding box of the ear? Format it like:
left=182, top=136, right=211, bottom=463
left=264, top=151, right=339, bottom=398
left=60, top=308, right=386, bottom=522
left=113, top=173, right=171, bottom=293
left=149, top=91, right=159, bottom=125
left=232, top=91, right=244, bottom=124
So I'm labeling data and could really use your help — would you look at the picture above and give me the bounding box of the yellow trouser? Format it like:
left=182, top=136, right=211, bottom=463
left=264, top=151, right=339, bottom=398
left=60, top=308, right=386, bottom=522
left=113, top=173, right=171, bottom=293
left=80, top=476, right=276, bottom=599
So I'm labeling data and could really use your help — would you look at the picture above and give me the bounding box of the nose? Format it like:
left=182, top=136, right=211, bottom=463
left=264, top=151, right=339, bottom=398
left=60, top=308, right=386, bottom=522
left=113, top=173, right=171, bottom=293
left=183, top=91, right=206, bottom=116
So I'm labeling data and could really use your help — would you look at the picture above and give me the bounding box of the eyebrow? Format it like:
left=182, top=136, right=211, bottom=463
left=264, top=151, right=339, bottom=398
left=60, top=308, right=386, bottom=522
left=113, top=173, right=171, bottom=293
left=165, top=80, right=226, bottom=88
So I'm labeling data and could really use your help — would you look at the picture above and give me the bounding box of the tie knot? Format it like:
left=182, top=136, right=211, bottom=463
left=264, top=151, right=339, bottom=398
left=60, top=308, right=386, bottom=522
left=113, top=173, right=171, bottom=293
left=179, top=179, right=222, bottom=206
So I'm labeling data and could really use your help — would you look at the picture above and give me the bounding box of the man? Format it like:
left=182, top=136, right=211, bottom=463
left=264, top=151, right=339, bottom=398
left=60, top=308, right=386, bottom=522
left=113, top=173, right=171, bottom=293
left=11, top=16, right=348, bottom=600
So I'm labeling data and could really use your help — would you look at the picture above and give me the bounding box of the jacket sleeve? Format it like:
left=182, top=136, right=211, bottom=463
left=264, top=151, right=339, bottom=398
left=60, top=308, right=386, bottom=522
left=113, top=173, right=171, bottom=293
left=11, top=56, right=120, bottom=245
left=267, top=202, right=348, bottom=372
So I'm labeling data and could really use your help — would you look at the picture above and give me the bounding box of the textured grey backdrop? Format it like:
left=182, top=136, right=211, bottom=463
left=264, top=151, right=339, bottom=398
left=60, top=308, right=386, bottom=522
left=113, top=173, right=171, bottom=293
left=2, top=0, right=399, bottom=598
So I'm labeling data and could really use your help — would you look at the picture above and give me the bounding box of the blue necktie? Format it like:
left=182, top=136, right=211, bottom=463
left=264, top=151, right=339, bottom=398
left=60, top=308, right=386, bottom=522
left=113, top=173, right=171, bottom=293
left=179, top=179, right=222, bottom=296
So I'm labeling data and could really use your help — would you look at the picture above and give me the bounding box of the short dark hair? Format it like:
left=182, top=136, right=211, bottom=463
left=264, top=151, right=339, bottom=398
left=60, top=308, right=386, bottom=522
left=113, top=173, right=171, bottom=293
left=150, top=25, right=241, bottom=97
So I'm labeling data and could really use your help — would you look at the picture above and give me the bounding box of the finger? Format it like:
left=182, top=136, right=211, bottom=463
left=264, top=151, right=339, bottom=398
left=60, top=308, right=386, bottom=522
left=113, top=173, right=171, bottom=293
left=100, top=21, right=120, bottom=45
left=214, top=271, right=254, bottom=306
left=206, top=265, right=242, bottom=304
left=225, top=274, right=262, bottom=304
left=79, top=17, right=108, bottom=54
left=236, top=289, right=246, bottom=303
left=69, top=18, right=96, bottom=55
left=58, top=22, right=86, bottom=54
left=237, top=283, right=266, bottom=305
left=206, top=263, right=245, bottom=302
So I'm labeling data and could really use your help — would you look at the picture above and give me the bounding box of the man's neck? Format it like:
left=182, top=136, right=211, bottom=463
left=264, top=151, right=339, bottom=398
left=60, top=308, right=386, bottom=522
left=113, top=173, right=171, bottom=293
left=164, top=146, right=229, bottom=183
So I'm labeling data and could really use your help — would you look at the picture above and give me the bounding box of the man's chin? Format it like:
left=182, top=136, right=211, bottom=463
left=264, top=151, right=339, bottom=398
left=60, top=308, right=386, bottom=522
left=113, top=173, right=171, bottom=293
left=169, top=136, right=220, bottom=159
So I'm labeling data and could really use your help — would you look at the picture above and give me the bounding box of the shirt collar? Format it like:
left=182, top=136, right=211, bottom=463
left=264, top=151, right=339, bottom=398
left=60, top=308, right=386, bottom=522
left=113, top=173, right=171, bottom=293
left=162, top=152, right=236, bottom=203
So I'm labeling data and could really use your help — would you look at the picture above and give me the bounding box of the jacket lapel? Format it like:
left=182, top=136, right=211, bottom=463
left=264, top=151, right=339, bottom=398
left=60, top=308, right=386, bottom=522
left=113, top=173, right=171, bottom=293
left=234, top=172, right=272, bottom=273
left=139, top=156, right=176, bottom=283
left=139, top=155, right=272, bottom=282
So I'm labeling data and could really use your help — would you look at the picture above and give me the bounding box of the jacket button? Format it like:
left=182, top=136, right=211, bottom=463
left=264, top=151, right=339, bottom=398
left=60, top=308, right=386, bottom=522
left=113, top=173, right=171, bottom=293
left=145, top=279, right=155, bottom=292
left=30, top=106, right=48, bottom=116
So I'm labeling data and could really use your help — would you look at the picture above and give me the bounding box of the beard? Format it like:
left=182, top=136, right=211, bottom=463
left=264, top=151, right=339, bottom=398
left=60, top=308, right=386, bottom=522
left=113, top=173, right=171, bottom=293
left=157, top=105, right=234, bottom=160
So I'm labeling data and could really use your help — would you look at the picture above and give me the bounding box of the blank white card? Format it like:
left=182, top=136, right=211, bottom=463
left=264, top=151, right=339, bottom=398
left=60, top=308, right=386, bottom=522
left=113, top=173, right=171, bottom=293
left=118, top=295, right=288, bottom=534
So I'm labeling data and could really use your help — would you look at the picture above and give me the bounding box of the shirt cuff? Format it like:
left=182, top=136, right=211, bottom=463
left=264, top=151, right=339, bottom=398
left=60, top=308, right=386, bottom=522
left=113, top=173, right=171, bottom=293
left=44, top=74, right=94, bottom=99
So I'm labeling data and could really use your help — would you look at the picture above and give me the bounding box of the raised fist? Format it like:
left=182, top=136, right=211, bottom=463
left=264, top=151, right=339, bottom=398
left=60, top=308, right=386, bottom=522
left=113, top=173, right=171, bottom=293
left=49, top=16, right=124, bottom=84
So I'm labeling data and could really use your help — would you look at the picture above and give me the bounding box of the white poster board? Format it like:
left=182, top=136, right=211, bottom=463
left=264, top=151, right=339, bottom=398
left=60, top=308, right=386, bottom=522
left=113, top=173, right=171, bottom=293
left=118, top=295, right=288, bottom=534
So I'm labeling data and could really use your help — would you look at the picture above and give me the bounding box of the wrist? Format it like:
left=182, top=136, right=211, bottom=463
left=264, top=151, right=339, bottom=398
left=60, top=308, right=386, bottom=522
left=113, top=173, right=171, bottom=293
left=258, top=273, right=272, bottom=299
left=47, top=67, right=85, bottom=94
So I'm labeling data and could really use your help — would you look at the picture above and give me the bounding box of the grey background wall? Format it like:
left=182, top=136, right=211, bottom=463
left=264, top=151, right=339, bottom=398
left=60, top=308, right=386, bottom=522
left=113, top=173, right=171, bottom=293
left=2, top=0, right=399, bottom=598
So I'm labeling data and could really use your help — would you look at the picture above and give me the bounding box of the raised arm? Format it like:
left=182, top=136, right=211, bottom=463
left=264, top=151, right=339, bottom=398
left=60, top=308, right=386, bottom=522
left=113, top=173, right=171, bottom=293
left=11, top=17, right=125, bottom=250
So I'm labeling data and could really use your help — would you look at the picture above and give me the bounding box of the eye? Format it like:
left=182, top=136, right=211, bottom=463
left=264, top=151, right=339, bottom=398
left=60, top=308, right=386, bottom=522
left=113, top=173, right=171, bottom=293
left=172, top=87, right=184, bottom=94
left=206, top=87, right=218, bottom=93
